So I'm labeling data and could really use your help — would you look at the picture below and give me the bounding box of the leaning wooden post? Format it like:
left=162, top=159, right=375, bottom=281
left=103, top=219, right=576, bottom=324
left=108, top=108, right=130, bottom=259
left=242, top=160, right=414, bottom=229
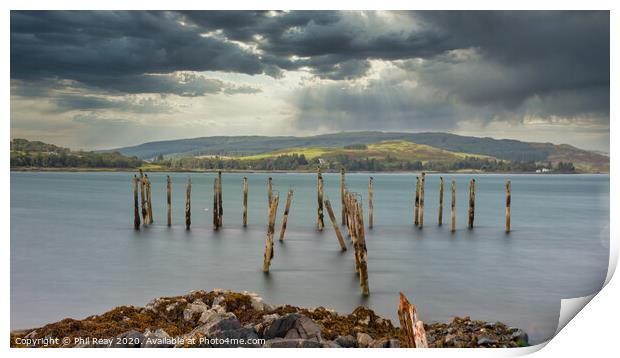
left=242, top=177, right=248, bottom=227
left=317, top=168, right=324, bottom=231
left=325, top=198, right=346, bottom=250
left=398, top=292, right=428, bottom=348
left=419, top=172, right=425, bottom=228
left=438, top=177, right=444, bottom=226
left=133, top=175, right=140, bottom=230
left=278, top=189, right=294, bottom=241
left=414, top=176, right=420, bottom=226
left=217, top=171, right=223, bottom=227
left=451, top=180, right=456, bottom=232
left=166, top=176, right=171, bottom=227
left=505, top=180, right=511, bottom=233
left=368, top=177, right=374, bottom=229
left=263, top=194, right=280, bottom=273
left=213, top=177, right=219, bottom=230
left=468, top=179, right=476, bottom=229
left=146, top=174, right=153, bottom=224
left=340, top=168, right=346, bottom=225
left=139, top=169, right=147, bottom=225
left=185, top=177, right=191, bottom=230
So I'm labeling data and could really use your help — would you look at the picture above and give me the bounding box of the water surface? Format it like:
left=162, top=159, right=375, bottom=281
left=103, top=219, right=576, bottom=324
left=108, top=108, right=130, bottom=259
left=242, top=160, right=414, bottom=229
left=10, top=172, right=609, bottom=344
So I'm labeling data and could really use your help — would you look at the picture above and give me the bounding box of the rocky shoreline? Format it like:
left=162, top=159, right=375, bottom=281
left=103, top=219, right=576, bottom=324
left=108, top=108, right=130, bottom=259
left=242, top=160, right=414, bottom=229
left=11, top=289, right=529, bottom=348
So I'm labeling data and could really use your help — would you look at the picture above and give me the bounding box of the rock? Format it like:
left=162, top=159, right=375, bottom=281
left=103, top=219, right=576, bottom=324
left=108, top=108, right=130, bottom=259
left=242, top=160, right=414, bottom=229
left=510, top=329, right=529, bottom=344
left=24, top=330, right=37, bottom=339
left=109, top=330, right=144, bottom=348
left=264, top=338, right=322, bottom=348
left=335, top=335, right=357, bottom=348
left=444, top=334, right=457, bottom=345
left=322, top=340, right=341, bottom=348
left=183, top=301, right=210, bottom=322
left=142, top=329, right=173, bottom=348
left=372, top=339, right=389, bottom=348
left=356, top=332, right=374, bottom=348
left=186, top=312, right=241, bottom=338
left=477, top=336, right=498, bottom=346
left=209, top=327, right=261, bottom=347
left=388, top=339, right=400, bottom=348
left=358, top=315, right=371, bottom=326
left=263, top=313, right=300, bottom=340
left=284, top=315, right=322, bottom=341
left=212, top=295, right=225, bottom=307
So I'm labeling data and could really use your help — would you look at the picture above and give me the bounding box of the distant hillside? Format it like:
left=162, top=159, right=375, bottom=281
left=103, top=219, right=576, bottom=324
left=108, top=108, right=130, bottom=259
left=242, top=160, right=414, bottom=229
left=11, top=138, right=143, bottom=169
left=111, top=131, right=608, bottom=173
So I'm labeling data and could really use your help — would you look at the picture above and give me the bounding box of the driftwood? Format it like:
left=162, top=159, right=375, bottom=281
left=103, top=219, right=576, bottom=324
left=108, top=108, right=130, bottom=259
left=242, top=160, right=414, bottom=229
left=324, top=198, right=347, bottom=250
left=468, top=179, right=475, bottom=229
left=185, top=177, right=191, bottom=230
left=243, top=177, right=248, bottom=227
left=278, top=189, right=294, bottom=242
left=166, top=176, right=171, bottom=227
left=505, top=179, right=511, bottom=233
left=451, top=180, right=456, bottom=232
left=368, top=177, right=374, bottom=229
left=398, top=292, right=428, bottom=348
left=133, top=175, right=140, bottom=230
left=262, top=194, right=280, bottom=273
left=438, top=177, right=444, bottom=226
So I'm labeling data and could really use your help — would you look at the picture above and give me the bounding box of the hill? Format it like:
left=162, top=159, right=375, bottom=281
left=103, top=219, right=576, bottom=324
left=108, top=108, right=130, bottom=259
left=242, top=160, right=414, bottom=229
left=111, top=131, right=608, bottom=173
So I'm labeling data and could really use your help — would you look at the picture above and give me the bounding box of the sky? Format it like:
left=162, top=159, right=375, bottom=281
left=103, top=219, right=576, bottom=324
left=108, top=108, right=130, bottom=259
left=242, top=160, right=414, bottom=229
left=10, top=10, right=610, bottom=151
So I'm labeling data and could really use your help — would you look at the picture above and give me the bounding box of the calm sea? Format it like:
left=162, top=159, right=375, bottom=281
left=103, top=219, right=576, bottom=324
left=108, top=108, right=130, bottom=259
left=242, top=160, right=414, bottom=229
left=10, top=172, right=609, bottom=344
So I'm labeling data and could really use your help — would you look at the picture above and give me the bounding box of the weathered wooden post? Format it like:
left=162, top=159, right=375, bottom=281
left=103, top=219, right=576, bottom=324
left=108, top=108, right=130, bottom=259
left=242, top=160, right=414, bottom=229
left=217, top=171, right=223, bottom=227
left=145, top=174, right=153, bottom=224
left=262, top=194, right=280, bottom=273
left=505, top=179, right=511, bottom=233
left=317, top=168, right=324, bottom=231
left=213, top=177, right=219, bottom=230
left=468, top=179, right=476, bottom=229
left=451, top=180, right=456, bottom=232
left=340, top=168, right=346, bottom=225
left=139, top=169, right=147, bottom=225
left=355, top=200, right=370, bottom=296
left=267, top=177, right=273, bottom=213
left=398, top=292, right=428, bottom=348
left=438, top=177, right=444, bottom=226
left=368, top=177, right=374, bottom=229
left=166, top=175, right=171, bottom=227
left=419, top=172, right=425, bottom=228
left=325, top=198, right=347, bottom=250
left=133, top=175, right=140, bottom=230
left=278, top=189, right=294, bottom=242
left=242, top=177, right=248, bottom=227
left=414, top=176, right=420, bottom=226
left=185, top=177, right=191, bottom=230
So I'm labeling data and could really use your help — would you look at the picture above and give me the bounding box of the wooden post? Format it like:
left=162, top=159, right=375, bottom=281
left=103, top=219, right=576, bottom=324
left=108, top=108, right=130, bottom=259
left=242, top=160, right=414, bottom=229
left=340, top=168, right=346, bottom=225
left=146, top=174, right=153, bottom=224
left=185, top=177, right=191, bottom=230
left=317, top=168, right=324, bottom=231
left=505, top=179, right=511, bottom=233
left=414, top=176, right=420, bottom=226
left=213, top=177, right=219, bottom=230
left=263, top=194, right=279, bottom=273
left=368, top=177, right=374, bottom=229
left=278, top=189, right=294, bottom=242
left=242, top=177, right=248, bottom=227
left=267, top=177, right=273, bottom=213
left=133, top=175, right=140, bottom=230
left=139, top=169, right=147, bottom=225
left=217, top=171, right=223, bottom=227
left=398, top=292, right=428, bottom=348
left=438, top=177, right=444, bottom=226
left=325, top=198, right=346, bottom=250
left=166, top=175, right=171, bottom=227
left=356, top=201, right=369, bottom=296
left=419, top=172, right=425, bottom=228
left=451, top=180, right=456, bottom=232
left=468, top=179, right=475, bottom=229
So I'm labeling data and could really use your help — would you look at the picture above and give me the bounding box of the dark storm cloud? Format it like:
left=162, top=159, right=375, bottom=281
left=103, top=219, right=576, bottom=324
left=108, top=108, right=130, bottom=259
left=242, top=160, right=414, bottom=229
left=10, top=10, right=609, bottom=129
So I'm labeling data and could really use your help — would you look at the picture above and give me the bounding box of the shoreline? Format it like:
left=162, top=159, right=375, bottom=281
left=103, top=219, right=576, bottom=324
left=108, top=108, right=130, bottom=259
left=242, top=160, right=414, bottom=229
left=11, top=289, right=529, bottom=348
left=10, top=167, right=608, bottom=175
